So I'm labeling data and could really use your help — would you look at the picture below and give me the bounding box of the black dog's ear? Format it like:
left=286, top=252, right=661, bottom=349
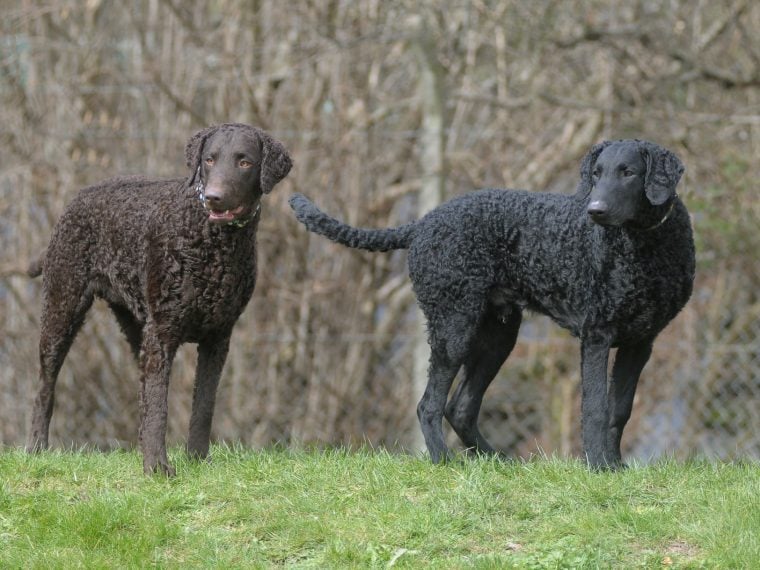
left=639, top=141, right=684, bottom=205
left=185, top=125, right=219, bottom=186
left=259, top=130, right=292, bottom=194
left=578, top=141, right=612, bottom=193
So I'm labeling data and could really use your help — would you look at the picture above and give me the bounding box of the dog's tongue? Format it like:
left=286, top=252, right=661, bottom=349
left=208, top=205, right=245, bottom=222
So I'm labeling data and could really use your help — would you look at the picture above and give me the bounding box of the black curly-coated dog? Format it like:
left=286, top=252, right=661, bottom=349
left=27, top=123, right=292, bottom=475
left=290, top=139, right=695, bottom=469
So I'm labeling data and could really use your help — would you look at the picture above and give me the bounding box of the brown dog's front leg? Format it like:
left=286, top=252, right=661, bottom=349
left=187, top=335, right=231, bottom=460
left=138, top=325, right=177, bottom=476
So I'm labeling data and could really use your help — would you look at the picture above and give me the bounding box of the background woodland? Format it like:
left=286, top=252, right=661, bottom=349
left=1, top=0, right=758, bottom=460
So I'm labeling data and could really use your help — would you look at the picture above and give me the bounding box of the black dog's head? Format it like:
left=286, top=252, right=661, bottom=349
left=185, top=123, right=292, bottom=226
left=579, top=139, right=684, bottom=228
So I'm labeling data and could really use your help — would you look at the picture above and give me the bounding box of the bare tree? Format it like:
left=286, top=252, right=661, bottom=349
left=1, top=0, right=758, bottom=460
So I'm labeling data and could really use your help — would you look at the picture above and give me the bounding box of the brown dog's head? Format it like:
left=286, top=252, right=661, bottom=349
left=185, top=123, right=292, bottom=226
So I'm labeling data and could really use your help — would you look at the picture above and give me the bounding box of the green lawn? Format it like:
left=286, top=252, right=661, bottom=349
left=1, top=446, right=758, bottom=568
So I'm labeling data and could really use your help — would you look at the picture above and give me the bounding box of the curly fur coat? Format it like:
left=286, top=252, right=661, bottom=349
left=28, top=123, right=292, bottom=475
left=290, top=139, right=695, bottom=468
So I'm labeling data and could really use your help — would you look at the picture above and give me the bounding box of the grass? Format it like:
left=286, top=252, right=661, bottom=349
left=1, top=446, right=758, bottom=568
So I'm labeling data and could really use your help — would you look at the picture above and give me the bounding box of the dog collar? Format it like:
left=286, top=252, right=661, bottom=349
left=225, top=204, right=260, bottom=228
left=194, top=168, right=258, bottom=228
left=639, top=197, right=676, bottom=232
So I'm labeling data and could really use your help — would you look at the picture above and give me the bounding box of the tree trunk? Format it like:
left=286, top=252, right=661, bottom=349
left=408, top=16, right=446, bottom=453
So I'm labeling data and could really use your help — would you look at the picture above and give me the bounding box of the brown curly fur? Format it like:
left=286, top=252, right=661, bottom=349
left=27, top=123, right=292, bottom=476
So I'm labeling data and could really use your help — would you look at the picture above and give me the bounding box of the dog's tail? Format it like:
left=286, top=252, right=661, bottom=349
left=27, top=250, right=46, bottom=278
left=288, top=193, right=415, bottom=252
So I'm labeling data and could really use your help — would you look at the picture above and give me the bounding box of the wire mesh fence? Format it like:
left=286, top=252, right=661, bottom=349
left=3, top=262, right=758, bottom=462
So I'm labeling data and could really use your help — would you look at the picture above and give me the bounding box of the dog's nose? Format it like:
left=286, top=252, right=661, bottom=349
left=587, top=200, right=609, bottom=217
left=204, top=185, right=224, bottom=205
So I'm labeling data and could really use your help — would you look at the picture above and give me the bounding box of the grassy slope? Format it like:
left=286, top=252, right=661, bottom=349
left=0, top=447, right=758, bottom=569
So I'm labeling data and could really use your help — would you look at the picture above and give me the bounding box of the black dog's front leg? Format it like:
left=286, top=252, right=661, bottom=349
left=607, top=339, right=653, bottom=465
left=580, top=338, right=614, bottom=469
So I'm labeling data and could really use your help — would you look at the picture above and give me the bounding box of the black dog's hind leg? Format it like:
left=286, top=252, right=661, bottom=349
left=187, top=334, right=231, bottom=460
left=417, top=311, right=481, bottom=464
left=417, top=350, right=461, bottom=464
left=445, top=305, right=521, bottom=455
left=607, top=339, right=653, bottom=465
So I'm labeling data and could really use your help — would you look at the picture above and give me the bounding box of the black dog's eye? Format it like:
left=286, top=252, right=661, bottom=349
left=239, top=159, right=253, bottom=168
left=204, top=157, right=215, bottom=166
left=592, top=168, right=601, bottom=178
left=623, top=168, right=635, bottom=177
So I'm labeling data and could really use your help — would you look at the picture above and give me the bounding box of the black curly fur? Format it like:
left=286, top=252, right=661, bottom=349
left=289, top=194, right=415, bottom=251
left=27, top=124, right=292, bottom=476
left=289, top=139, right=695, bottom=469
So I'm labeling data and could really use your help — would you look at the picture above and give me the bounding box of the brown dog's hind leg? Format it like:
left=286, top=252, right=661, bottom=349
left=27, top=272, right=94, bottom=452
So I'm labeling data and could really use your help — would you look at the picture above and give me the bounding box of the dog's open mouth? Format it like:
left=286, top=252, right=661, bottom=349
left=588, top=211, right=623, bottom=227
left=589, top=212, right=611, bottom=225
left=206, top=204, right=251, bottom=223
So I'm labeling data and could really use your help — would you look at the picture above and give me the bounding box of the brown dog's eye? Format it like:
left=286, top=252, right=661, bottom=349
left=239, top=160, right=252, bottom=168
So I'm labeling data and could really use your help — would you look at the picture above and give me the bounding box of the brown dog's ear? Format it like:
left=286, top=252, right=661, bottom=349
left=638, top=141, right=684, bottom=205
left=259, top=130, right=292, bottom=194
left=185, top=125, right=220, bottom=186
left=578, top=141, right=612, bottom=194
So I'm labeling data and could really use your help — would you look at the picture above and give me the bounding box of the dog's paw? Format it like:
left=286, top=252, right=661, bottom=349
left=144, top=458, right=176, bottom=477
